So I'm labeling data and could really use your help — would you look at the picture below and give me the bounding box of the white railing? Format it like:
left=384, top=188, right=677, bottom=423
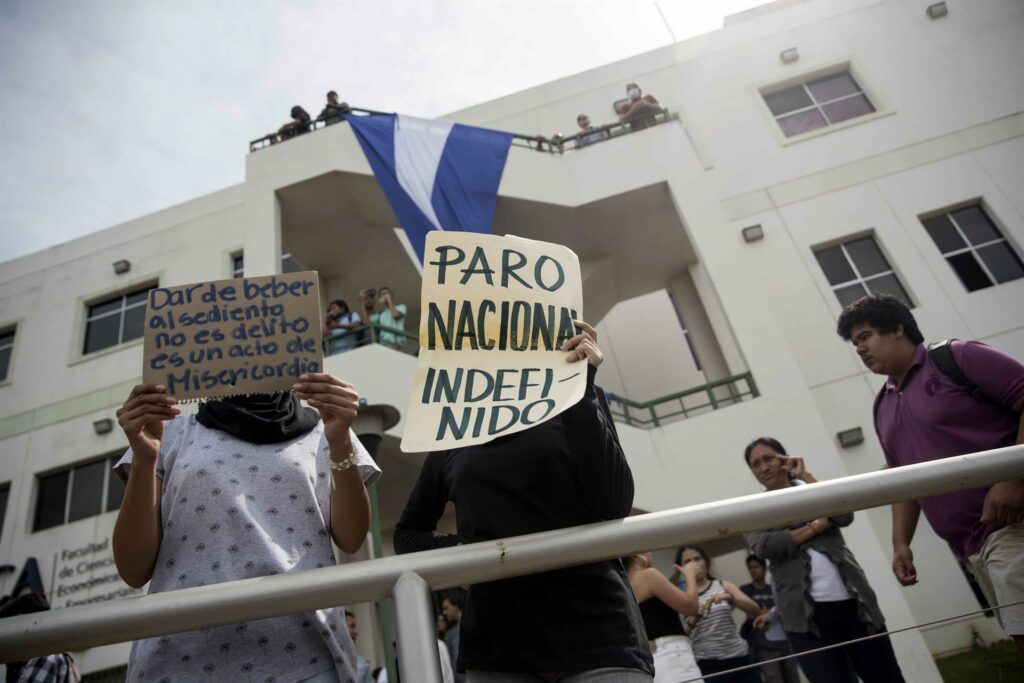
left=2, top=445, right=1022, bottom=682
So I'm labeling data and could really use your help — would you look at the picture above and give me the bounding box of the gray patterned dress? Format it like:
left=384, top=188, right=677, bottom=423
left=114, top=414, right=381, bottom=683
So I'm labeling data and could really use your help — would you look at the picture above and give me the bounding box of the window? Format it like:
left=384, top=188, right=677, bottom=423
left=814, top=236, right=912, bottom=308
left=0, top=329, right=13, bottom=381
left=763, top=70, right=875, bottom=137
left=83, top=286, right=153, bottom=354
left=281, top=247, right=302, bottom=274
left=921, top=204, right=1024, bottom=292
left=0, top=483, right=9, bottom=541
left=33, top=455, right=125, bottom=532
left=232, top=253, right=245, bottom=279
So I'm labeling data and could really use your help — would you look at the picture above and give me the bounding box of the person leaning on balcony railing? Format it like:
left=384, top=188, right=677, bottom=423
left=319, top=90, right=351, bottom=125
left=111, top=379, right=380, bottom=683
left=370, top=286, right=407, bottom=349
left=617, top=82, right=661, bottom=132
left=278, top=104, right=312, bottom=141
left=836, top=293, right=1024, bottom=657
left=393, top=321, right=655, bottom=682
left=575, top=113, right=610, bottom=148
left=742, top=438, right=905, bottom=683
left=324, top=298, right=362, bottom=355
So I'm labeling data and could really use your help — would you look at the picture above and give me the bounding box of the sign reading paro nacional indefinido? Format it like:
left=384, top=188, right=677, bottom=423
left=401, top=232, right=585, bottom=452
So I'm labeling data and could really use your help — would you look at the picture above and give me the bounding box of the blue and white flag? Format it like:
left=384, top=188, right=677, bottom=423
left=348, top=113, right=514, bottom=263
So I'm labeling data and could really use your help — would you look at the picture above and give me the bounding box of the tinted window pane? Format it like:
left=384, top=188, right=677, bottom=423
left=977, top=242, right=1024, bottom=284
left=122, top=305, right=146, bottom=342
left=764, top=85, right=813, bottom=116
left=815, top=247, right=856, bottom=285
left=106, top=462, right=125, bottom=512
left=821, top=95, right=875, bottom=125
left=835, top=283, right=868, bottom=308
left=0, top=332, right=13, bottom=348
left=0, top=346, right=10, bottom=382
left=68, top=461, right=105, bottom=523
left=126, top=289, right=150, bottom=306
left=88, top=298, right=122, bottom=318
left=84, top=314, right=122, bottom=354
left=777, top=109, right=827, bottom=137
left=947, top=253, right=993, bottom=291
left=922, top=215, right=967, bottom=254
left=866, top=273, right=912, bottom=307
left=0, top=485, right=9, bottom=541
left=845, top=237, right=889, bottom=277
left=34, top=471, right=69, bottom=531
left=233, top=255, right=244, bottom=278
left=952, top=206, right=1000, bottom=245
left=806, top=72, right=861, bottom=102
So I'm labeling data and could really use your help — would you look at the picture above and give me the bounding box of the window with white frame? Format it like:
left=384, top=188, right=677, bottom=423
left=814, top=236, right=912, bottom=308
left=920, top=204, right=1024, bottom=292
left=83, top=286, right=153, bottom=354
left=33, top=454, right=125, bottom=532
left=763, top=70, right=875, bottom=137
left=232, top=252, right=245, bottom=279
left=0, top=329, right=14, bottom=381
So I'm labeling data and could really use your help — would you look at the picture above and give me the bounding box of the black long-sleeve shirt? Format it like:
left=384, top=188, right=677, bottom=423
left=394, top=366, right=653, bottom=675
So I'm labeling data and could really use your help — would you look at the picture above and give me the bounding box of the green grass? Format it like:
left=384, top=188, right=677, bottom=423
left=935, top=640, right=1023, bottom=682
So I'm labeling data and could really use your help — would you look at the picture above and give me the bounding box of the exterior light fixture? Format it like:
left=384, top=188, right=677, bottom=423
left=926, top=2, right=948, bottom=19
left=93, top=418, right=114, bottom=435
left=780, top=48, right=799, bottom=64
left=742, top=225, right=764, bottom=243
left=837, top=427, right=864, bottom=448
left=112, top=259, right=131, bottom=275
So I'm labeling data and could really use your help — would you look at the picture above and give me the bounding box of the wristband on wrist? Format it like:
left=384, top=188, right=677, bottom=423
left=328, top=448, right=358, bottom=489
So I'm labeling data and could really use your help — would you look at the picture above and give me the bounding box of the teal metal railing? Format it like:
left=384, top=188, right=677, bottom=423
left=606, top=372, right=759, bottom=428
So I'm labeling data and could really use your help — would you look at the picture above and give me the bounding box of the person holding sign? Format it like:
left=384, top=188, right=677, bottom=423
left=111, top=376, right=380, bottom=683
left=394, top=321, right=654, bottom=681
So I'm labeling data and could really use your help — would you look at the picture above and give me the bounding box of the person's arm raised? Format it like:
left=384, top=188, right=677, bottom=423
left=112, top=384, right=178, bottom=588
left=293, top=373, right=370, bottom=554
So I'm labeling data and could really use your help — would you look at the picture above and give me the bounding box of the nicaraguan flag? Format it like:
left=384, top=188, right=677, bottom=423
left=348, top=113, right=514, bottom=262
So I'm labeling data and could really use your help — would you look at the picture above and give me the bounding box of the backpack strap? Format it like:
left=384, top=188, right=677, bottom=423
left=927, top=339, right=986, bottom=401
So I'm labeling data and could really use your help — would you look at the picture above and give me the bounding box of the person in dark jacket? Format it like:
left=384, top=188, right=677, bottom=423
left=394, top=321, right=654, bottom=681
left=742, top=437, right=904, bottom=683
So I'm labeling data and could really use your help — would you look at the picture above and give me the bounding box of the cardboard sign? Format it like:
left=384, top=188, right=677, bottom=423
left=401, top=232, right=586, bottom=452
left=143, top=272, right=323, bottom=400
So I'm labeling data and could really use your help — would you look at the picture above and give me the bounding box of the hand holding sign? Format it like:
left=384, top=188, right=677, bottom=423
left=292, top=373, right=360, bottom=446
left=116, top=384, right=180, bottom=464
left=563, top=320, right=603, bottom=367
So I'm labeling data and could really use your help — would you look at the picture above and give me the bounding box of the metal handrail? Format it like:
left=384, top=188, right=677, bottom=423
left=248, top=107, right=539, bottom=153
left=323, top=320, right=418, bottom=357
left=249, top=106, right=675, bottom=154
left=511, top=108, right=676, bottom=154
left=2, top=445, right=1022, bottom=665
left=606, top=372, right=759, bottom=428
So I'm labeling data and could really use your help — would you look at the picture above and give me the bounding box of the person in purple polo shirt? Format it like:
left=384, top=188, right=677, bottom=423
left=836, top=294, right=1024, bottom=655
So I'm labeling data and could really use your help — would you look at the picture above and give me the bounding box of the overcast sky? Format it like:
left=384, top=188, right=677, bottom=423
left=0, top=0, right=766, bottom=263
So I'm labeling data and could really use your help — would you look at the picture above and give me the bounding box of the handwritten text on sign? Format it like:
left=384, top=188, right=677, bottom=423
left=401, top=232, right=585, bottom=452
left=142, top=272, right=323, bottom=400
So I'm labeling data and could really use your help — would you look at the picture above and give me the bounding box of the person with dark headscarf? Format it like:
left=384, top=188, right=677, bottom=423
left=112, top=375, right=380, bottom=682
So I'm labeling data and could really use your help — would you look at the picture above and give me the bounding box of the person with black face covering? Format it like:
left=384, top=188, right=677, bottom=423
left=112, top=375, right=380, bottom=683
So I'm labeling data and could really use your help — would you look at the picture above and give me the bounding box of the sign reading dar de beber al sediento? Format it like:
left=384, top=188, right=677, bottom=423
left=401, top=232, right=586, bottom=452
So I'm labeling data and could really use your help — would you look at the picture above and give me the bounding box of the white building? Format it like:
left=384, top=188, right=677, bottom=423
left=2, top=0, right=1022, bottom=679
